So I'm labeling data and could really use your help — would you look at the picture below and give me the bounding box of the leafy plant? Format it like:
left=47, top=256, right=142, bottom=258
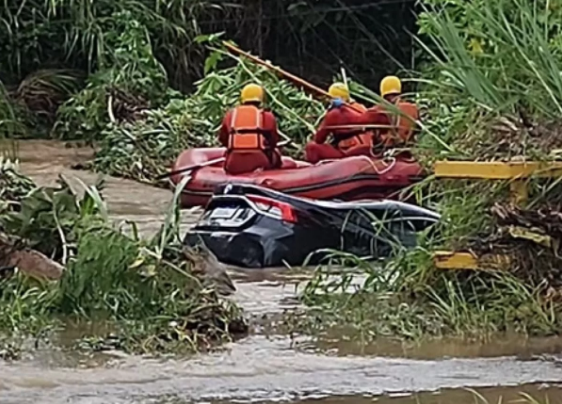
left=0, top=158, right=34, bottom=211
left=53, top=11, right=172, bottom=142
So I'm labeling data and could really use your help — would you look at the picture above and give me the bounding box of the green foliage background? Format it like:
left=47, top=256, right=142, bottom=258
left=0, top=0, right=417, bottom=142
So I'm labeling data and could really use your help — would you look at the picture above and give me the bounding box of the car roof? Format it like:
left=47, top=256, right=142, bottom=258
left=216, top=183, right=441, bottom=220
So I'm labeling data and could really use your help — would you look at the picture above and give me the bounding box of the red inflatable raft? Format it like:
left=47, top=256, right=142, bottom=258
left=170, top=147, right=424, bottom=208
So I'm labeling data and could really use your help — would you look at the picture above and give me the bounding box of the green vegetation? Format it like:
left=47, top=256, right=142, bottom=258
left=0, top=161, right=246, bottom=358
left=2, top=0, right=562, bottom=353
left=291, top=0, right=562, bottom=342
left=0, top=0, right=414, bottom=151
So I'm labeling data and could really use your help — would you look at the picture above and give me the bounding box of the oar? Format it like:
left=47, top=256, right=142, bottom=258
left=324, top=124, right=396, bottom=130
left=222, top=41, right=365, bottom=114
left=156, top=156, right=226, bottom=180
left=158, top=139, right=293, bottom=180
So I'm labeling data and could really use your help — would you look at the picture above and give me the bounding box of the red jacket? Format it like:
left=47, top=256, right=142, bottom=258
left=313, top=103, right=366, bottom=145
left=361, top=101, right=419, bottom=146
left=219, top=107, right=279, bottom=148
left=360, top=105, right=391, bottom=126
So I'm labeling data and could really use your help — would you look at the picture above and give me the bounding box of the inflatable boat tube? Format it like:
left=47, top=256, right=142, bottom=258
left=170, top=147, right=424, bottom=207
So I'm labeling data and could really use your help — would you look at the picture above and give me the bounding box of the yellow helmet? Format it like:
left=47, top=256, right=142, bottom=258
left=240, top=84, right=264, bottom=104
left=380, top=76, right=402, bottom=97
left=328, top=82, right=350, bottom=102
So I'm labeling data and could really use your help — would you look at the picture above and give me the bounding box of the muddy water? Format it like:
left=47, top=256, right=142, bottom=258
left=12, top=140, right=200, bottom=236
left=2, top=140, right=562, bottom=404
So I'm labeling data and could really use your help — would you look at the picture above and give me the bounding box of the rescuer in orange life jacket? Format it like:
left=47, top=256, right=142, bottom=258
left=304, top=83, right=373, bottom=164
left=361, top=75, right=420, bottom=155
left=218, top=83, right=283, bottom=175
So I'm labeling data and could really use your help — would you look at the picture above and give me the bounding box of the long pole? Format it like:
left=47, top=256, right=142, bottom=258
left=222, top=41, right=365, bottom=114
left=223, top=41, right=329, bottom=99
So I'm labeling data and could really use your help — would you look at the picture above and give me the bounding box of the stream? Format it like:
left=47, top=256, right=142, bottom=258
left=1, top=140, right=562, bottom=404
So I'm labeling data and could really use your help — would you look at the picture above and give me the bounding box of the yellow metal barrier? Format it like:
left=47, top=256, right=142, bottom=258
left=433, top=161, right=562, bottom=179
left=433, top=251, right=510, bottom=271
left=431, top=161, right=562, bottom=270
left=434, top=161, right=562, bottom=204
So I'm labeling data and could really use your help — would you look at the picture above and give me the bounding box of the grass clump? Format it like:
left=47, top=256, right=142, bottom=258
left=289, top=224, right=561, bottom=344
left=0, top=163, right=247, bottom=357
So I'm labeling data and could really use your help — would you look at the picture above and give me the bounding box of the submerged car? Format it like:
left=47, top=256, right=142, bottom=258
left=183, top=183, right=440, bottom=268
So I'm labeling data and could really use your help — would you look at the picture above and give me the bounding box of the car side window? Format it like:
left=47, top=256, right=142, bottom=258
left=339, top=210, right=393, bottom=257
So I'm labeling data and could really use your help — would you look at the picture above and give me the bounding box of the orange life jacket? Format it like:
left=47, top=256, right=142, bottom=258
left=335, top=102, right=374, bottom=150
left=227, top=105, right=273, bottom=153
left=380, top=101, right=419, bottom=147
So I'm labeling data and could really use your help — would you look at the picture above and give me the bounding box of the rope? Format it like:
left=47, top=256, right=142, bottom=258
left=356, top=154, right=397, bottom=176
left=314, top=154, right=398, bottom=176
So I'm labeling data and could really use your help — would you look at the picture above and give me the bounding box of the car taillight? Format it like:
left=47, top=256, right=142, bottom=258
left=247, top=195, right=298, bottom=223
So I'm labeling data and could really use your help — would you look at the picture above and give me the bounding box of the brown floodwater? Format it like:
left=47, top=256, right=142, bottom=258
left=2, top=140, right=562, bottom=404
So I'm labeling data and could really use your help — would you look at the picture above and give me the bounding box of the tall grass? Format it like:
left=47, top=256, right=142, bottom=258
left=295, top=0, right=562, bottom=341
left=412, top=0, right=562, bottom=160
left=418, top=0, right=562, bottom=115
left=0, top=0, right=242, bottom=141
left=0, top=0, right=235, bottom=81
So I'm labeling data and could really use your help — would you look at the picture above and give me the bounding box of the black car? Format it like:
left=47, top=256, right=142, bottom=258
left=183, top=183, right=440, bottom=268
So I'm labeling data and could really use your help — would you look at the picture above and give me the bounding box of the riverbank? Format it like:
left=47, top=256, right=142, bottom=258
left=0, top=140, right=248, bottom=357
left=2, top=0, right=562, bottom=402
left=273, top=0, right=562, bottom=343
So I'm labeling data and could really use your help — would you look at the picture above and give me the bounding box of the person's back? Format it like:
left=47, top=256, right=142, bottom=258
left=391, top=100, right=419, bottom=144
left=336, top=101, right=373, bottom=150
left=305, top=83, right=373, bottom=163
left=218, top=84, right=281, bottom=175
left=364, top=76, right=419, bottom=151
left=315, top=103, right=365, bottom=143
